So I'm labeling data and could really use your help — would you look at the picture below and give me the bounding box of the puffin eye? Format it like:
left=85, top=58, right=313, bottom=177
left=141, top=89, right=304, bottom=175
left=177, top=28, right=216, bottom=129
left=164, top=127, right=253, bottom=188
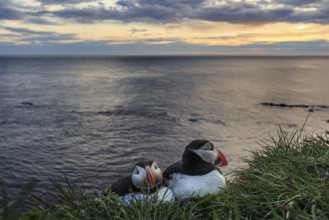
left=201, top=143, right=213, bottom=151
left=152, top=162, right=158, bottom=169
left=133, top=167, right=139, bottom=175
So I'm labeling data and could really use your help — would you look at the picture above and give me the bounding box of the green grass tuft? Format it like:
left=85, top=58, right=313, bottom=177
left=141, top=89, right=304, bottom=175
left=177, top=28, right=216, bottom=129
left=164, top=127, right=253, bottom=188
left=0, top=178, right=38, bottom=220
left=13, top=130, right=329, bottom=219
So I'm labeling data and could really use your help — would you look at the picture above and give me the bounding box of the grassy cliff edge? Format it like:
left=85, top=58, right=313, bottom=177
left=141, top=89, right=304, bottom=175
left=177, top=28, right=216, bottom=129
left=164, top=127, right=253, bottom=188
left=4, top=130, right=329, bottom=219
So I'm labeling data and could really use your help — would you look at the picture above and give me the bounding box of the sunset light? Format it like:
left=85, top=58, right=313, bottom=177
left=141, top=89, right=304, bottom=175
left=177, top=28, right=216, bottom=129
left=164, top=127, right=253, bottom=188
left=1, top=0, right=329, bottom=55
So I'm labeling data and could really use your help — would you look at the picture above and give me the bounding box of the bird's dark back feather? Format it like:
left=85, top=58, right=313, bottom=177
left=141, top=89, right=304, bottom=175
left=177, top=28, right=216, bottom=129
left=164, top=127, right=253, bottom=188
left=111, top=175, right=140, bottom=196
left=111, top=175, right=161, bottom=196
left=163, top=160, right=221, bottom=181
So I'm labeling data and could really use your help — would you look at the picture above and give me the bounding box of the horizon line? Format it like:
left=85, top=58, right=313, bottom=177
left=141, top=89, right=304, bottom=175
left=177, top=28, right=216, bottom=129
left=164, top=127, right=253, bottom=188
left=1, top=54, right=329, bottom=58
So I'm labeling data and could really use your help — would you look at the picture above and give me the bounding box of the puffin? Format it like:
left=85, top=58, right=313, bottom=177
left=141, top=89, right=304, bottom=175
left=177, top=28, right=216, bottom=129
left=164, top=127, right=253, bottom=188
left=110, top=160, right=174, bottom=204
left=163, top=139, right=228, bottom=199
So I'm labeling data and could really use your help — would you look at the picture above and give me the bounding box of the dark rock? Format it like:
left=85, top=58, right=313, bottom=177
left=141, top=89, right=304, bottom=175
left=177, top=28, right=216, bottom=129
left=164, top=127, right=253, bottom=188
left=261, top=102, right=324, bottom=114
left=21, top=102, right=34, bottom=106
left=315, top=105, right=329, bottom=109
left=293, top=104, right=309, bottom=108
left=326, top=120, right=329, bottom=123
left=215, top=120, right=226, bottom=125
left=188, top=118, right=198, bottom=122
left=262, top=102, right=329, bottom=110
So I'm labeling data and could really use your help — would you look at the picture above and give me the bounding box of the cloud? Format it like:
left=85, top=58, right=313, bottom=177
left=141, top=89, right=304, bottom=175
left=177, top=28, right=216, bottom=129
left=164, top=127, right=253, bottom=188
left=37, top=0, right=92, bottom=5
left=2, top=26, right=78, bottom=44
left=194, top=34, right=255, bottom=40
left=4, top=27, right=56, bottom=36
left=0, top=2, right=22, bottom=20
left=117, top=0, right=203, bottom=10
left=48, top=5, right=177, bottom=23
left=95, top=37, right=182, bottom=45
left=37, top=0, right=329, bottom=24
left=139, top=37, right=182, bottom=44
left=44, top=0, right=204, bottom=23
left=129, top=28, right=148, bottom=33
left=2, top=0, right=329, bottom=25
left=287, top=4, right=329, bottom=24
left=196, top=4, right=293, bottom=23
left=21, top=34, right=77, bottom=43
left=276, top=0, right=321, bottom=6
left=25, top=18, right=59, bottom=25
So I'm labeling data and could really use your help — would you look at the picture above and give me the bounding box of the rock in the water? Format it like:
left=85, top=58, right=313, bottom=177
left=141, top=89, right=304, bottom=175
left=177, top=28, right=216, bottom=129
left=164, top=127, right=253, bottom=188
left=21, top=102, right=34, bottom=106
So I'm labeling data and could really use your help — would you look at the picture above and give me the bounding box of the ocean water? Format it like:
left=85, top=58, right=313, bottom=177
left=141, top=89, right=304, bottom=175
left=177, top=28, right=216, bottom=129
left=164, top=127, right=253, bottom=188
left=1, top=56, right=329, bottom=201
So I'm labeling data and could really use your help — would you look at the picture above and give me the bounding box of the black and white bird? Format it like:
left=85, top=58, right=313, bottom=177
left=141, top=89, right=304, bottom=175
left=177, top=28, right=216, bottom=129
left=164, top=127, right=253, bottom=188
left=163, top=140, right=228, bottom=199
left=110, top=160, right=174, bottom=204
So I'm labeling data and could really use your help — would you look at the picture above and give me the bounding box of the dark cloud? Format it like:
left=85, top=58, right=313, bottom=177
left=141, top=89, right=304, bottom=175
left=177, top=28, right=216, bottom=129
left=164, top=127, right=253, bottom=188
left=287, top=3, right=329, bottom=24
left=195, top=34, right=255, bottom=40
left=0, top=33, right=21, bottom=38
left=2, top=26, right=78, bottom=43
left=39, top=0, right=329, bottom=24
left=129, top=28, right=148, bottom=33
left=289, top=14, right=328, bottom=24
left=136, top=0, right=204, bottom=9
left=50, top=5, right=177, bottom=23
left=93, top=37, right=182, bottom=45
left=117, top=0, right=203, bottom=10
left=275, top=0, right=322, bottom=6
left=21, top=35, right=77, bottom=42
left=140, top=37, right=182, bottom=44
left=196, top=4, right=293, bottom=23
left=4, top=27, right=58, bottom=36
left=37, top=0, right=92, bottom=5
left=0, top=2, right=22, bottom=20
left=116, top=0, right=137, bottom=8
left=2, top=0, right=329, bottom=25
left=25, top=18, right=58, bottom=25
left=47, top=0, right=206, bottom=23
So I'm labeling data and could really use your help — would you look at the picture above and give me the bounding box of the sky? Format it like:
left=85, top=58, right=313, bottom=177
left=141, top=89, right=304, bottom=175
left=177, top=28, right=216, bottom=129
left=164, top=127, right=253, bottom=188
left=0, top=0, right=329, bottom=55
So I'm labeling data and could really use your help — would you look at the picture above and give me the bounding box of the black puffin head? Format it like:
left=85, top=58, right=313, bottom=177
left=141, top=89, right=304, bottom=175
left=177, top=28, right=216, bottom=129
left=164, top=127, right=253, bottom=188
left=131, top=160, right=162, bottom=189
left=182, top=140, right=228, bottom=170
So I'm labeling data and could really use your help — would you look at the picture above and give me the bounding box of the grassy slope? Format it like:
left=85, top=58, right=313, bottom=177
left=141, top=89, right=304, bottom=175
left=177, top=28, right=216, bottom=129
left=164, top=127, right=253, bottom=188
left=10, top=131, right=329, bottom=219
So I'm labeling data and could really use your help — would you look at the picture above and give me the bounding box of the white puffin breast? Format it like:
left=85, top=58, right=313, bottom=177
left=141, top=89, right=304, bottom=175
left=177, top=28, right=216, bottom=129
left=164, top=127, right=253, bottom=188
left=119, top=193, right=147, bottom=205
left=167, top=170, right=226, bottom=199
left=156, top=187, right=175, bottom=203
left=119, top=187, right=175, bottom=205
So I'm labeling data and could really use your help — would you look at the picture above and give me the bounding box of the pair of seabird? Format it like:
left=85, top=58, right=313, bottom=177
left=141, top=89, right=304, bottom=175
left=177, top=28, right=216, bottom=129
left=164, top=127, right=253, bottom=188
left=110, top=139, right=228, bottom=203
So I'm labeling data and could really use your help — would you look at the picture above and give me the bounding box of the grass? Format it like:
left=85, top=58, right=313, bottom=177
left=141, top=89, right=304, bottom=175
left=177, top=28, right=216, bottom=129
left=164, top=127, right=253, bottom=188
left=0, top=178, right=38, bottom=220
left=2, top=129, right=329, bottom=219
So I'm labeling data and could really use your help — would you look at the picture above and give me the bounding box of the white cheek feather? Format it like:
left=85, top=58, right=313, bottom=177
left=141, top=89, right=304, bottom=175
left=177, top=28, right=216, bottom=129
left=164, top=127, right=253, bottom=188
left=192, top=148, right=217, bottom=164
left=132, top=167, right=147, bottom=188
left=167, top=170, right=226, bottom=199
left=151, top=167, right=162, bottom=180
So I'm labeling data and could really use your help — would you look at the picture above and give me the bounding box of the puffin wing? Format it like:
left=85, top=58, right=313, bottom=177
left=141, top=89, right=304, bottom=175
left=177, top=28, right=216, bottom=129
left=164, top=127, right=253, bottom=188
left=163, top=160, right=215, bottom=180
left=163, top=161, right=186, bottom=180
left=111, top=175, right=136, bottom=196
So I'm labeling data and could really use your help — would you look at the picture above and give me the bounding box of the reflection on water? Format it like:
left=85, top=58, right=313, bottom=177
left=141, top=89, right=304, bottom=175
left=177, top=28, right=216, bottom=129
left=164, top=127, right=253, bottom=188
left=0, top=56, right=329, bottom=200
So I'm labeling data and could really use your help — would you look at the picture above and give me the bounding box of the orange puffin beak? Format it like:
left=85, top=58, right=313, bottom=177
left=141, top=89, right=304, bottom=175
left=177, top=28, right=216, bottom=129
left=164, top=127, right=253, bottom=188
left=146, top=167, right=157, bottom=187
left=216, top=149, right=228, bottom=167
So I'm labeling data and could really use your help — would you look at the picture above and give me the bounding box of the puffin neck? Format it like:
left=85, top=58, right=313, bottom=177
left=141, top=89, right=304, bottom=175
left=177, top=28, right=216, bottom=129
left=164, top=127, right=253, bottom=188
left=130, top=179, right=160, bottom=194
left=182, top=150, right=216, bottom=175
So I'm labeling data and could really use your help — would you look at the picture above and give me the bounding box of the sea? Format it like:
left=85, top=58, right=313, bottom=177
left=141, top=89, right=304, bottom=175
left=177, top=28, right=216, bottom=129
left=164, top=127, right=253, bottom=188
left=1, top=56, right=329, bottom=203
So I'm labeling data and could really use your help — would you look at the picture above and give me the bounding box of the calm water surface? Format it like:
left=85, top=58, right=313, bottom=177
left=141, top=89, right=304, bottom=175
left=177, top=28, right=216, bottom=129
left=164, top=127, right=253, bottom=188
left=1, top=56, right=329, bottom=201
